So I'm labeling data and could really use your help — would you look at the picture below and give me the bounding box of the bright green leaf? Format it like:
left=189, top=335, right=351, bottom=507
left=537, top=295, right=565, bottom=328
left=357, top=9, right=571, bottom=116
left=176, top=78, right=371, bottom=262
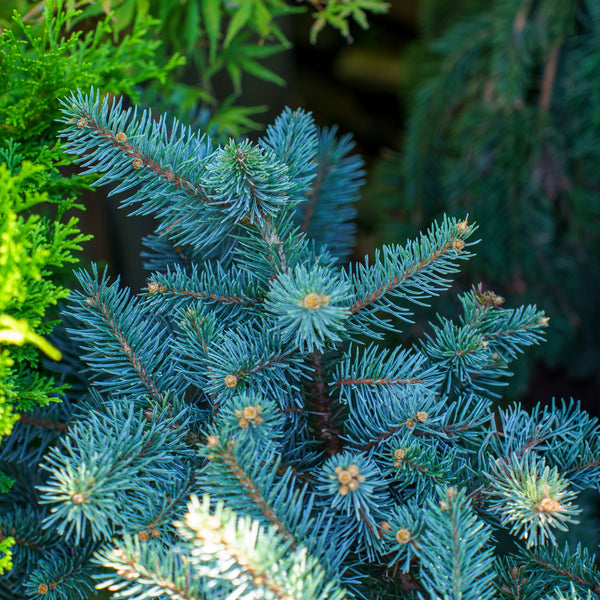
left=224, top=1, right=253, bottom=48
left=202, top=0, right=222, bottom=62
left=238, top=57, right=285, bottom=86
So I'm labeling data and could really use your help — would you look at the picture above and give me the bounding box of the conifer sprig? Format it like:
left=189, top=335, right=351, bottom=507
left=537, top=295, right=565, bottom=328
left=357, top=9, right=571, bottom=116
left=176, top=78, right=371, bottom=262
left=345, top=217, right=476, bottom=337
left=95, top=537, right=206, bottom=600
left=176, top=495, right=349, bottom=600
left=415, top=487, right=496, bottom=600
left=65, top=266, right=182, bottom=404
left=38, top=398, right=197, bottom=543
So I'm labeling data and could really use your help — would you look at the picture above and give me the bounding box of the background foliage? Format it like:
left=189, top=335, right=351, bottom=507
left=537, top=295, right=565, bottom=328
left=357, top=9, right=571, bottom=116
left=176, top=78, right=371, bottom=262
left=41, top=0, right=389, bottom=138
left=363, top=0, right=600, bottom=396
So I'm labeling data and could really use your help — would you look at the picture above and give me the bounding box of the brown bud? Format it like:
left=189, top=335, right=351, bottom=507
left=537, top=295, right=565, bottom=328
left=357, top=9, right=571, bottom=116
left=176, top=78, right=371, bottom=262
left=347, top=464, right=360, bottom=477
left=243, top=405, right=259, bottom=420
left=337, top=470, right=352, bottom=485
left=224, top=374, right=238, bottom=389
left=535, top=497, right=562, bottom=513
left=301, top=292, right=330, bottom=309
left=395, top=528, right=411, bottom=544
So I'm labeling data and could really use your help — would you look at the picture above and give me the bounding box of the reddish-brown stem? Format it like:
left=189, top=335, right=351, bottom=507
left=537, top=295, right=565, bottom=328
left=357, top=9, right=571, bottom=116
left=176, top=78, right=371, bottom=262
left=87, top=288, right=164, bottom=404
left=18, top=415, right=68, bottom=432
left=306, top=351, right=343, bottom=455
left=152, top=284, right=260, bottom=306
left=336, top=376, right=424, bottom=386
left=539, top=44, right=560, bottom=112
left=528, top=555, right=600, bottom=594
left=80, top=111, right=211, bottom=204
left=213, top=443, right=296, bottom=545
left=350, top=238, right=457, bottom=314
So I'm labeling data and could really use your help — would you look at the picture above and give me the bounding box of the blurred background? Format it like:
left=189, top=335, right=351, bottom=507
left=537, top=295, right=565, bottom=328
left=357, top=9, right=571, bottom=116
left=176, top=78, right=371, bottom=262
left=2, top=0, right=599, bottom=414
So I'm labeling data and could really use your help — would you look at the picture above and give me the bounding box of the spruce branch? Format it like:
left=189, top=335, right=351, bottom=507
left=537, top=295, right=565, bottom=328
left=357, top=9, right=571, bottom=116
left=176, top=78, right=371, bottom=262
left=23, top=544, right=96, bottom=600
left=65, top=266, right=184, bottom=404
left=486, top=400, right=600, bottom=491
left=415, top=487, right=496, bottom=600
left=334, top=345, right=437, bottom=406
left=199, top=432, right=353, bottom=583
left=297, top=127, right=364, bottom=261
left=25, top=94, right=600, bottom=600
left=485, top=452, right=580, bottom=548
left=95, top=537, right=207, bottom=600
left=199, top=323, right=305, bottom=408
left=260, top=107, right=319, bottom=207
left=525, top=546, right=600, bottom=597
left=200, top=438, right=301, bottom=546
left=145, top=264, right=262, bottom=310
left=176, top=495, right=349, bottom=600
left=315, top=451, right=391, bottom=554
left=38, top=399, right=197, bottom=543
left=345, top=217, right=475, bottom=337
left=59, top=89, right=233, bottom=253
left=61, top=89, right=212, bottom=206
left=497, top=544, right=600, bottom=599
left=265, top=264, right=352, bottom=352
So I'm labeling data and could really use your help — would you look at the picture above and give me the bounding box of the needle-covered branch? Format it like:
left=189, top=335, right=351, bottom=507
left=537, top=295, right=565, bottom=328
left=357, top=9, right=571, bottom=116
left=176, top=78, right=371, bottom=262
left=6, top=90, right=599, bottom=600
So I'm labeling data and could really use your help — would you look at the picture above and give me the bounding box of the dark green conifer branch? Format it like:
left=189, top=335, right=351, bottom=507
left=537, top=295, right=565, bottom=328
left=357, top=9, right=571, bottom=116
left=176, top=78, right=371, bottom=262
left=366, top=0, right=600, bottom=387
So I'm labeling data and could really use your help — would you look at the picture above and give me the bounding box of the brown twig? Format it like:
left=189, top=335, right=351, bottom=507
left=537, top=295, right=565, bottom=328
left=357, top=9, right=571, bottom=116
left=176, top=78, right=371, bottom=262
left=539, top=44, right=561, bottom=112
